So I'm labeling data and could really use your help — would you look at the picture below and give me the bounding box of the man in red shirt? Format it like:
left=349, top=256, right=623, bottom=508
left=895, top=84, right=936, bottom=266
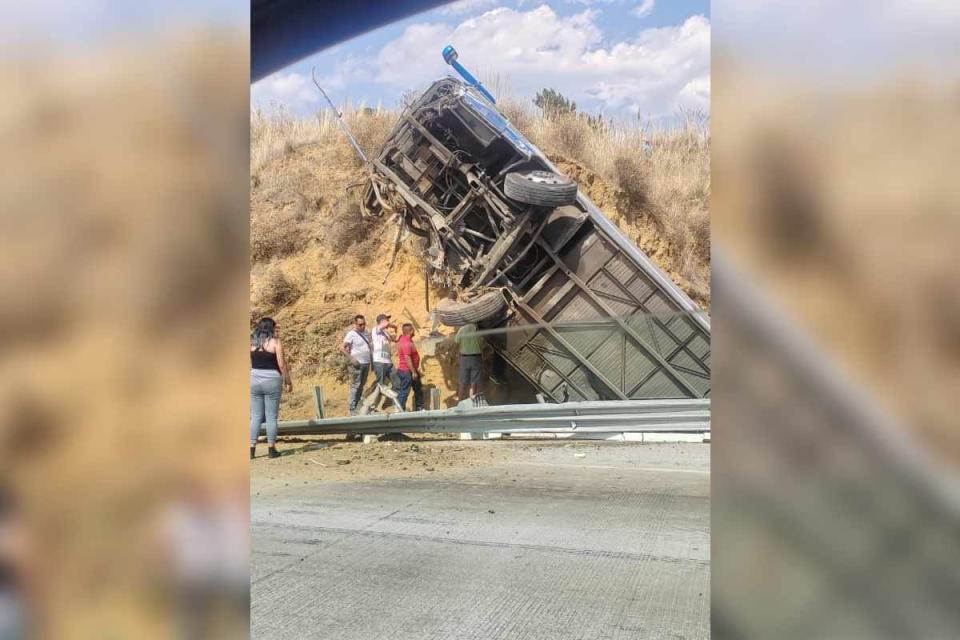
left=395, top=323, right=424, bottom=411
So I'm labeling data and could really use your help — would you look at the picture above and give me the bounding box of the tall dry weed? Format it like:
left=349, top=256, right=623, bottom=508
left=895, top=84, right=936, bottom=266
left=251, top=104, right=396, bottom=176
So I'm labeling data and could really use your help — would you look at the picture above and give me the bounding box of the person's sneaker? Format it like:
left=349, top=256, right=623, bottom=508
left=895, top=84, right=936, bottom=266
left=268, top=446, right=280, bottom=459
left=250, top=446, right=256, bottom=460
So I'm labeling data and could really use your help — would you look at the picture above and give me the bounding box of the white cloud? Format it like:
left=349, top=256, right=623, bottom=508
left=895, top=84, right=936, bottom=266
left=251, top=72, right=318, bottom=108
left=633, top=0, right=655, bottom=18
left=677, top=76, right=710, bottom=111
left=252, top=56, right=376, bottom=109
left=439, top=0, right=500, bottom=15
left=375, top=22, right=454, bottom=86
left=375, top=7, right=709, bottom=118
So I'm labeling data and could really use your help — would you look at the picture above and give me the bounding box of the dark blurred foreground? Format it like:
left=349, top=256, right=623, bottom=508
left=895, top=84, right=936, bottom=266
left=0, top=7, right=249, bottom=638
left=713, top=256, right=960, bottom=637
left=712, top=1, right=960, bottom=636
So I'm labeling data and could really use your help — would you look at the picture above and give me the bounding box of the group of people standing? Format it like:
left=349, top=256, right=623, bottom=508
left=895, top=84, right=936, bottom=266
left=250, top=312, right=487, bottom=458
left=341, top=313, right=424, bottom=415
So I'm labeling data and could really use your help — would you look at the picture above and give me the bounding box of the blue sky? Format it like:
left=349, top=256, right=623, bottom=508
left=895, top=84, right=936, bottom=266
left=252, top=0, right=711, bottom=122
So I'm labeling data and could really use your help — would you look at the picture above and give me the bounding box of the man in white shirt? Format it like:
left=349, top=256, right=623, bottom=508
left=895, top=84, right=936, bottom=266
left=371, top=313, right=398, bottom=389
left=340, top=314, right=372, bottom=415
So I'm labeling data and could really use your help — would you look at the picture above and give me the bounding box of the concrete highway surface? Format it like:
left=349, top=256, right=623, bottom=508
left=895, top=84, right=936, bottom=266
left=251, top=441, right=710, bottom=639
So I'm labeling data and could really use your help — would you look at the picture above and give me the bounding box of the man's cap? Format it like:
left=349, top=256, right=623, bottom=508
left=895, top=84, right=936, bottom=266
left=376, top=313, right=390, bottom=323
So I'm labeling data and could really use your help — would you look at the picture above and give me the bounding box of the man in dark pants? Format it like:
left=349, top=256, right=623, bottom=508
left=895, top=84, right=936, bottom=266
left=371, top=313, right=397, bottom=388
left=340, top=314, right=372, bottom=415
left=455, top=322, right=485, bottom=405
left=395, top=323, right=424, bottom=411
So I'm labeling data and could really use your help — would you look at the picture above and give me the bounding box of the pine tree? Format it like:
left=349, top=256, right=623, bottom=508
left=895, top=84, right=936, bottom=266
left=533, top=88, right=577, bottom=118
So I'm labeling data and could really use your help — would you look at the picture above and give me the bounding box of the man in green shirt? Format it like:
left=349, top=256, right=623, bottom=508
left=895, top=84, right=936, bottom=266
left=455, top=322, right=484, bottom=403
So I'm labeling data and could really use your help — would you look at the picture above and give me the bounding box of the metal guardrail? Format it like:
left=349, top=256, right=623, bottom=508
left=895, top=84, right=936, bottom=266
left=263, top=398, right=710, bottom=437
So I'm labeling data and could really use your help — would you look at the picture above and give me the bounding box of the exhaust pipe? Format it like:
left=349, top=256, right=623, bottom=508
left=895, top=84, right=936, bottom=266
left=442, top=45, right=496, bottom=104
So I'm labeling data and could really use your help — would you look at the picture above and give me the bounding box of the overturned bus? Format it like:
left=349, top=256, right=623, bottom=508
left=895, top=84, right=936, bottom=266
left=363, top=73, right=710, bottom=403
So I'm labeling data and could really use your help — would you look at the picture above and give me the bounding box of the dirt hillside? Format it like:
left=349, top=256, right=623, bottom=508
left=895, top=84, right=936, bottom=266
left=250, top=107, right=710, bottom=419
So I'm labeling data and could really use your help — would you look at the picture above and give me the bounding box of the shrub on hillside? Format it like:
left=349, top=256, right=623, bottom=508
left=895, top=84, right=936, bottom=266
left=343, top=110, right=396, bottom=165
left=254, top=265, right=301, bottom=311
left=251, top=203, right=312, bottom=262
left=534, top=88, right=577, bottom=118
left=350, top=234, right=383, bottom=267
left=688, top=208, right=710, bottom=264
left=611, top=153, right=651, bottom=209
left=325, top=196, right=367, bottom=253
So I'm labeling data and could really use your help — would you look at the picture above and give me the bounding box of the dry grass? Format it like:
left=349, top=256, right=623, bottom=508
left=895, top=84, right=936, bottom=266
left=251, top=203, right=313, bottom=262
left=250, top=104, right=396, bottom=269
left=253, top=264, right=301, bottom=311
left=324, top=195, right=371, bottom=254
left=251, top=103, right=396, bottom=177
left=325, top=193, right=386, bottom=267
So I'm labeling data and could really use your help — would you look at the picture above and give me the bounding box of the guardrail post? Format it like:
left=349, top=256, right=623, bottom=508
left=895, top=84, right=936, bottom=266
left=313, top=385, right=326, bottom=420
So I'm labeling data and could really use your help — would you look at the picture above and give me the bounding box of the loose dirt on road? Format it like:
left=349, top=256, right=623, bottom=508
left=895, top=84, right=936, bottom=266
left=251, top=436, right=507, bottom=491
left=250, top=437, right=706, bottom=492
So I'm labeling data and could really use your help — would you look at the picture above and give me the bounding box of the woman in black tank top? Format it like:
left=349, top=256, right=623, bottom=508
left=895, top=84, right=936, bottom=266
left=251, top=347, right=280, bottom=371
left=250, top=317, right=293, bottom=459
